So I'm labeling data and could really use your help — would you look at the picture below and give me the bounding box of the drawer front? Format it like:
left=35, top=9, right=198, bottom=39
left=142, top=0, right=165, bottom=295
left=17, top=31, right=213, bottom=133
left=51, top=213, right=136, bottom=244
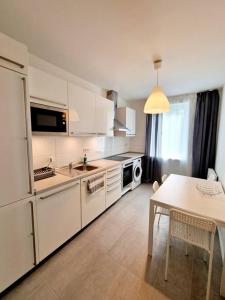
left=107, top=166, right=121, bottom=179
left=107, top=174, right=121, bottom=186
left=106, top=185, right=121, bottom=208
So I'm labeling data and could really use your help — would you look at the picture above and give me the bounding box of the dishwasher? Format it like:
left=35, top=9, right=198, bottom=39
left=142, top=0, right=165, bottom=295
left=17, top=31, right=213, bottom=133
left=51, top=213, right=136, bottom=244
left=81, top=171, right=106, bottom=227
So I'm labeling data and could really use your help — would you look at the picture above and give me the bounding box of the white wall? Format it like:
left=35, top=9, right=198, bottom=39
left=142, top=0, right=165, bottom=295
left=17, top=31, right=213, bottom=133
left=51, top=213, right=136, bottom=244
left=128, top=100, right=146, bottom=153
left=29, top=54, right=129, bottom=169
left=215, top=86, right=225, bottom=259
left=32, top=136, right=129, bottom=169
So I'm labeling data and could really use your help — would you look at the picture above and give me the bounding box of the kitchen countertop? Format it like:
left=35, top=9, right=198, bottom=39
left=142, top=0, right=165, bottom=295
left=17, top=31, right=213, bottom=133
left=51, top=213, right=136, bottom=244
left=34, top=159, right=121, bottom=194
left=118, top=152, right=144, bottom=158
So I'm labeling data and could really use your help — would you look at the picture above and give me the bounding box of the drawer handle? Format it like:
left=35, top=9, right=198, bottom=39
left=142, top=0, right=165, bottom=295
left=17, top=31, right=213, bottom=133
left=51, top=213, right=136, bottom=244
left=40, top=182, right=80, bottom=199
left=0, top=55, right=24, bottom=69
left=30, top=96, right=67, bottom=107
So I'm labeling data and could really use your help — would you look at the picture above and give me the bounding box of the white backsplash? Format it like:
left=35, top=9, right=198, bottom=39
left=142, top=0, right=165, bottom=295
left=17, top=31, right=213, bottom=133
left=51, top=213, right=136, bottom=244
left=32, top=135, right=130, bottom=169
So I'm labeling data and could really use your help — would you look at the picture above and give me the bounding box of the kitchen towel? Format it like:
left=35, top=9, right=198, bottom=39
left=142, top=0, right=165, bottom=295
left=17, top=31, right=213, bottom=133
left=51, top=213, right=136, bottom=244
left=87, top=174, right=104, bottom=194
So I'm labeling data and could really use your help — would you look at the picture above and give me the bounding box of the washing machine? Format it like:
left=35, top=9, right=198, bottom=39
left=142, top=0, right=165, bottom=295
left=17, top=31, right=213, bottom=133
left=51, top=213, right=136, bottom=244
left=132, top=158, right=142, bottom=190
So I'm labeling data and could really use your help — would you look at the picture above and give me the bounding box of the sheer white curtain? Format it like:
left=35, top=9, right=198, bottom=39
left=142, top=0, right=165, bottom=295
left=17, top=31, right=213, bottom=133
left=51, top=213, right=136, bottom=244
left=159, top=94, right=196, bottom=176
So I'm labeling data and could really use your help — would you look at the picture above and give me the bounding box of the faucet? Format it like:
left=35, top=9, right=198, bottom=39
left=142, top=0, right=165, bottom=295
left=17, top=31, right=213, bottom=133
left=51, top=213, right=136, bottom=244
left=68, top=162, right=73, bottom=171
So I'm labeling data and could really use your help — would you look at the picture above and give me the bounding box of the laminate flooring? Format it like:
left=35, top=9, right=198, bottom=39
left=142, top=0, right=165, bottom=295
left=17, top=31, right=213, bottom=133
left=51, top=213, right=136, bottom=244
left=1, top=184, right=224, bottom=300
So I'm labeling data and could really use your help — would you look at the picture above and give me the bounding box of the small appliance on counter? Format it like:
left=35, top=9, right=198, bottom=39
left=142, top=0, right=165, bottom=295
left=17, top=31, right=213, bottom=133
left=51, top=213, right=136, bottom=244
left=34, top=167, right=56, bottom=181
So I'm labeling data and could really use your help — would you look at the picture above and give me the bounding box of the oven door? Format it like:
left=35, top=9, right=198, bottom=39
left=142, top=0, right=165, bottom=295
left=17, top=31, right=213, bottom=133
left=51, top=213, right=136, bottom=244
left=122, top=162, right=133, bottom=188
left=31, top=103, right=68, bottom=135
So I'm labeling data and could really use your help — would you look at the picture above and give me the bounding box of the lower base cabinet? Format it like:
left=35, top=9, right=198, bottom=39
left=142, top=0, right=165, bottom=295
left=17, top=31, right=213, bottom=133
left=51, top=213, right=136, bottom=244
left=0, top=196, right=36, bottom=293
left=36, top=180, right=81, bottom=261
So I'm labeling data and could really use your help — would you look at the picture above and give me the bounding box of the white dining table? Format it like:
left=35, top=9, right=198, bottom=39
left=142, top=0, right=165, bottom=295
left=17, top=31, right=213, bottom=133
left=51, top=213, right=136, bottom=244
left=148, top=174, right=225, bottom=296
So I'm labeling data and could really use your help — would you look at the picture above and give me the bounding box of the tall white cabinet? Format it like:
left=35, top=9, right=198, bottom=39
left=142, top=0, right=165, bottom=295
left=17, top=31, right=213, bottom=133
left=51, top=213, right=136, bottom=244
left=0, top=32, right=35, bottom=293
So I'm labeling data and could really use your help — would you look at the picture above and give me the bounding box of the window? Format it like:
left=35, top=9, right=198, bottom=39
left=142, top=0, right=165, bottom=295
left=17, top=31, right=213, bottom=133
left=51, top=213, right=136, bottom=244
left=161, top=101, right=190, bottom=161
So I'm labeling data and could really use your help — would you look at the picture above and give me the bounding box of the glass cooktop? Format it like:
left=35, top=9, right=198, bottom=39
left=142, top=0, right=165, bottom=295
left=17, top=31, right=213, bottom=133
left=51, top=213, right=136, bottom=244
left=104, top=155, right=130, bottom=161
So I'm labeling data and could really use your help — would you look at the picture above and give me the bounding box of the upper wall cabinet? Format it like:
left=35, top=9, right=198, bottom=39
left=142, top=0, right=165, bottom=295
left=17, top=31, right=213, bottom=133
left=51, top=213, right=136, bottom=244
left=116, top=107, right=136, bottom=136
left=28, top=67, right=68, bottom=108
left=95, top=96, right=114, bottom=136
left=0, top=32, right=28, bottom=75
left=68, top=83, right=96, bottom=135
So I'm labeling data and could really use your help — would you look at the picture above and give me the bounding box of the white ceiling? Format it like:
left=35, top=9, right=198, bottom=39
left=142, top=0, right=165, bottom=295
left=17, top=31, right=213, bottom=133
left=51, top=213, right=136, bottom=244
left=0, top=0, right=225, bottom=100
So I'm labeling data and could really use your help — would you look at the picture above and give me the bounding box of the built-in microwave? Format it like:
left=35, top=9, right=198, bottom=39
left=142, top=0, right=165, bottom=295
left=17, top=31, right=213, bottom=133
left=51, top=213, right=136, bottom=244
left=30, top=103, right=68, bottom=135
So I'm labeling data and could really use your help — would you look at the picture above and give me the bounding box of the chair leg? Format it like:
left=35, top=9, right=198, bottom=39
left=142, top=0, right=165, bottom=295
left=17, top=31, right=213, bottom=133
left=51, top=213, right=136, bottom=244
left=206, top=235, right=215, bottom=300
left=203, top=250, right=207, bottom=263
left=165, top=237, right=170, bottom=281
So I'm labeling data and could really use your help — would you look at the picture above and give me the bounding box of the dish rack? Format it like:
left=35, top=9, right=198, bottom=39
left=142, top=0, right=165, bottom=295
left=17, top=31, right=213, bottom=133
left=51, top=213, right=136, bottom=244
left=34, top=167, right=55, bottom=181
left=196, top=182, right=222, bottom=196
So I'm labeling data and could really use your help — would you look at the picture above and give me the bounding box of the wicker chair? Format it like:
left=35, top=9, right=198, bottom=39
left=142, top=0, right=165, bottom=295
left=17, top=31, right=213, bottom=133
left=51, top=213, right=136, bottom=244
left=153, top=180, right=169, bottom=225
left=165, top=209, right=217, bottom=300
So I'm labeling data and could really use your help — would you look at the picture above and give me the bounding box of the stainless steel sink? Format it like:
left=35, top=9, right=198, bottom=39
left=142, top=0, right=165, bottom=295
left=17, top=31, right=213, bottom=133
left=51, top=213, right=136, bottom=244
left=56, top=164, right=99, bottom=177
left=73, top=165, right=98, bottom=171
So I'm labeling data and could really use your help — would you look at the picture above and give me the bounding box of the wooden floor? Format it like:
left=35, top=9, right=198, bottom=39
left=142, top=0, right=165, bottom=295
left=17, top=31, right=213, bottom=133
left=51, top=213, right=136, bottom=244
left=1, top=184, right=224, bottom=300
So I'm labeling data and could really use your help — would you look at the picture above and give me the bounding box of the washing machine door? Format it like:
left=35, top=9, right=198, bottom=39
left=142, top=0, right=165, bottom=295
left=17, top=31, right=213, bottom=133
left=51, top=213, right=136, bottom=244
left=133, top=163, right=142, bottom=182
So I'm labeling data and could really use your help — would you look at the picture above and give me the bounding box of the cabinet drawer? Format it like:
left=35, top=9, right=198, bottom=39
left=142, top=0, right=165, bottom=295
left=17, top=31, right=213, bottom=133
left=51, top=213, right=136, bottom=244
left=36, top=181, right=81, bottom=261
left=106, top=185, right=121, bottom=208
left=107, top=166, right=121, bottom=179
left=107, top=175, right=121, bottom=187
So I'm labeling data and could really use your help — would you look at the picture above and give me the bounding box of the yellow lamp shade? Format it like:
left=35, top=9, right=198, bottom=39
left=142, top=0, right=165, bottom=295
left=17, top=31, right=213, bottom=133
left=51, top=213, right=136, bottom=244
left=144, top=86, right=170, bottom=114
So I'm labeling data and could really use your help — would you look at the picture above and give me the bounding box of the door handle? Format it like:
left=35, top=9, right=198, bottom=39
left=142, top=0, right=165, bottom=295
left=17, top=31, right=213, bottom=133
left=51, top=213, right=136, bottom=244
left=30, top=96, right=67, bottom=107
left=0, top=55, right=24, bottom=69
left=29, top=201, right=37, bottom=266
left=21, top=76, right=33, bottom=194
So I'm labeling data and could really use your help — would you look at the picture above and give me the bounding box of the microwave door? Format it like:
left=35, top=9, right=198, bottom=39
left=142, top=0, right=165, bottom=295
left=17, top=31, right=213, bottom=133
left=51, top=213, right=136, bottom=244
left=31, top=104, right=67, bottom=135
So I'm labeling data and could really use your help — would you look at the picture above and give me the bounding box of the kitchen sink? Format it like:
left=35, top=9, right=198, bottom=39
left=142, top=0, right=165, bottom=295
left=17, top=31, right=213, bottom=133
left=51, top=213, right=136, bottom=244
left=73, top=165, right=98, bottom=171
left=56, top=164, right=99, bottom=178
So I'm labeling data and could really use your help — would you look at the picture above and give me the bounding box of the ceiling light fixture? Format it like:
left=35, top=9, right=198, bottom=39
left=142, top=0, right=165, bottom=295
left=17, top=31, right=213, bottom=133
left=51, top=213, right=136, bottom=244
left=144, top=59, right=170, bottom=114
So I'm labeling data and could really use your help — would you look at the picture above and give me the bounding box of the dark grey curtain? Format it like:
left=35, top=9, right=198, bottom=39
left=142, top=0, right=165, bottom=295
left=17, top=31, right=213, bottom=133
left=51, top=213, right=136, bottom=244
left=142, top=114, right=162, bottom=183
left=192, top=90, right=220, bottom=179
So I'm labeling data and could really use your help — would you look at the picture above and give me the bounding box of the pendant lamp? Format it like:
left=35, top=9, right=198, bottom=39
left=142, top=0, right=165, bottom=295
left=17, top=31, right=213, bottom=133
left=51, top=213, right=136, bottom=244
left=144, top=59, right=169, bottom=114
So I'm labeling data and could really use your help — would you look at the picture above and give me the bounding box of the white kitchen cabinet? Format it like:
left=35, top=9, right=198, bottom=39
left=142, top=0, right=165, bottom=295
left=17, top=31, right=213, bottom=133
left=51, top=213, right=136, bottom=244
left=0, top=197, right=36, bottom=293
left=116, top=107, right=136, bottom=136
left=29, top=66, right=68, bottom=108
left=81, top=172, right=106, bottom=227
left=0, top=66, right=33, bottom=207
left=0, top=32, right=28, bottom=75
left=36, top=181, right=81, bottom=261
left=68, top=83, right=96, bottom=135
left=95, top=96, right=114, bottom=136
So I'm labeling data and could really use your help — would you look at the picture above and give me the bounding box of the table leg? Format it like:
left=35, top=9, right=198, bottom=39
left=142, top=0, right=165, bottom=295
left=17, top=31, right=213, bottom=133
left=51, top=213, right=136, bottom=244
left=148, top=199, right=155, bottom=256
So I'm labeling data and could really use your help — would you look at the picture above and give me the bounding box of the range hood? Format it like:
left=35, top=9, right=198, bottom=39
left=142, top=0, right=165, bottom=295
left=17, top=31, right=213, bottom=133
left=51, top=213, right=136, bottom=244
left=106, top=90, right=129, bottom=132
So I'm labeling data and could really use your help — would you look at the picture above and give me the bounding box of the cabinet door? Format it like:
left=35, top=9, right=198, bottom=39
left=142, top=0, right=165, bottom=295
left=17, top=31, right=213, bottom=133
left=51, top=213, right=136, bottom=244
left=0, top=66, right=32, bottom=207
left=36, top=181, right=81, bottom=261
left=29, top=67, right=68, bottom=107
left=126, top=107, right=136, bottom=136
left=68, top=83, right=96, bottom=135
left=0, top=32, right=28, bottom=75
left=0, top=197, right=36, bottom=293
left=95, top=96, right=114, bottom=136
left=81, top=172, right=106, bottom=227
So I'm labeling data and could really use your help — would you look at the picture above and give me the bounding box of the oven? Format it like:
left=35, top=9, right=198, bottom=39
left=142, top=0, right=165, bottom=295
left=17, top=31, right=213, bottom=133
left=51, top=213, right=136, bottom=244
left=31, top=103, right=68, bottom=135
left=122, top=161, right=133, bottom=191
